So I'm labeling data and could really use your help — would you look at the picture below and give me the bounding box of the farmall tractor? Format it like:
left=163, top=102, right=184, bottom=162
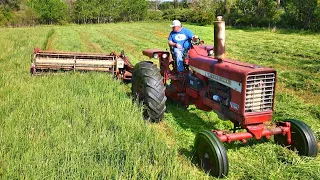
left=30, top=17, right=318, bottom=178
left=130, top=17, right=318, bottom=177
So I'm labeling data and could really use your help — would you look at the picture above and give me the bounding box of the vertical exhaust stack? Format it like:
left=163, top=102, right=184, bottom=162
left=214, top=16, right=226, bottom=62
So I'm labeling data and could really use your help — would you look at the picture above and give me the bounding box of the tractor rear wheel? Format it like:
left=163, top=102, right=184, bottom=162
left=274, top=119, right=318, bottom=157
left=131, top=61, right=166, bottom=122
left=194, top=130, right=229, bottom=178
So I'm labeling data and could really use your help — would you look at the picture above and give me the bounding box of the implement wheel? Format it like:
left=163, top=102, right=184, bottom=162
left=131, top=61, right=166, bottom=122
left=194, top=130, right=229, bottom=178
left=274, top=119, right=318, bottom=157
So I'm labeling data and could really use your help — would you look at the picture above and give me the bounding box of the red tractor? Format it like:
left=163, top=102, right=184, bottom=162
left=131, top=17, right=318, bottom=177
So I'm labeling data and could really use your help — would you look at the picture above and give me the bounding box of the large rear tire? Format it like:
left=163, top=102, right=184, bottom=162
left=194, top=130, right=229, bottom=178
left=274, top=119, right=318, bottom=157
left=131, top=61, right=166, bottom=122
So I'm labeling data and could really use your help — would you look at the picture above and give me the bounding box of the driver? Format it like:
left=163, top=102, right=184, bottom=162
left=168, top=20, right=198, bottom=72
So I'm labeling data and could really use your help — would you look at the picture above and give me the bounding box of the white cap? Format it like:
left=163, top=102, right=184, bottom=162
left=170, top=20, right=181, bottom=27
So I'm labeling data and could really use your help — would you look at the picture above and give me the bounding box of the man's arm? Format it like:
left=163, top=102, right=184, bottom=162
left=168, top=40, right=176, bottom=47
left=168, top=33, right=179, bottom=48
left=168, top=40, right=182, bottom=49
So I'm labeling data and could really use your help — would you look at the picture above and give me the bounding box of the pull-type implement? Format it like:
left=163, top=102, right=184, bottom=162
left=30, top=48, right=133, bottom=81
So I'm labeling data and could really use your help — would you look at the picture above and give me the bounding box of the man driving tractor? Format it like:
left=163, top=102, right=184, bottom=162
left=168, top=20, right=198, bottom=72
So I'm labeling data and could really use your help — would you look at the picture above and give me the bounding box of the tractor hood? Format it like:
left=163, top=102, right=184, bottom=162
left=188, top=46, right=276, bottom=88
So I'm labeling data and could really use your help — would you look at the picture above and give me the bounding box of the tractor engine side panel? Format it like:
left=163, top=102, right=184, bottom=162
left=186, top=74, right=203, bottom=91
left=189, top=59, right=276, bottom=125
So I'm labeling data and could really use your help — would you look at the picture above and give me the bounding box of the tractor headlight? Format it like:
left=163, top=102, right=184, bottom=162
left=209, top=50, right=214, bottom=56
left=153, top=53, right=159, bottom=59
left=162, top=53, right=168, bottom=59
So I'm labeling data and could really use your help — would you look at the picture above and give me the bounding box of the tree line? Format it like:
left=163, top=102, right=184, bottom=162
left=150, top=0, right=320, bottom=32
left=0, top=0, right=148, bottom=25
left=0, top=0, right=319, bottom=32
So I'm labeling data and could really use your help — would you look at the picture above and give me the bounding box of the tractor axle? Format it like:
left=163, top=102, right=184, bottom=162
left=213, top=122, right=291, bottom=144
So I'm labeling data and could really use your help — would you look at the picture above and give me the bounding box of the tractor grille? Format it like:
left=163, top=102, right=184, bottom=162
left=245, top=73, right=275, bottom=112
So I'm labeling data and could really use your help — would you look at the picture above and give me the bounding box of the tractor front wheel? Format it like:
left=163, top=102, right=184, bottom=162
left=131, top=61, right=166, bottom=122
left=194, top=130, right=229, bottom=178
left=274, top=119, right=318, bottom=157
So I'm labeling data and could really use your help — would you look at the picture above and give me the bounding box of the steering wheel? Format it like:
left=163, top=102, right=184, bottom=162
left=191, top=37, right=201, bottom=46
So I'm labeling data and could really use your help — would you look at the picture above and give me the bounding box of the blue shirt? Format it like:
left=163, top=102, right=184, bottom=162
left=168, top=28, right=194, bottom=49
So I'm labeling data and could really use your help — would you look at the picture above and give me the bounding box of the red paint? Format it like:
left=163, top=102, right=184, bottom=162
left=214, top=123, right=291, bottom=143
left=142, top=43, right=281, bottom=144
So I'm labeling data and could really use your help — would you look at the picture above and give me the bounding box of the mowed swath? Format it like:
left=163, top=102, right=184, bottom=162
left=0, top=22, right=319, bottom=179
left=0, top=25, right=205, bottom=179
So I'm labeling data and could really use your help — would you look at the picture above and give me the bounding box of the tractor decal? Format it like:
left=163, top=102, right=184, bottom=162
left=189, top=65, right=242, bottom=93
left=230, top=102, right=239, bottom=110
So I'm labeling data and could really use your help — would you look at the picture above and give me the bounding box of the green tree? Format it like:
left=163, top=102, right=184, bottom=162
left=0, top=0, right=21, bottom=9
left=73, top=0, right=94, bottom=23
left=226, top=0, right=280, bottom=26
left=27, top=0, right=67, bottom=24
left=103, top=0, right=121, bottom=23
left=189, top=0, right=217, bottom=25
left=0, top=0, right=21, bottom=25
left=180, top=0, right=189, bottom=9
left=120, top=0, right=148, bottom=22
left=73, top=0, right=148, bottom=23
left=158, top=1, right=173, bottom=10
left=281, top=0, right=318, bottom=30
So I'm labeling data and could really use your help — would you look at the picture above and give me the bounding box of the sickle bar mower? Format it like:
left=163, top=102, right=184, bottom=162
left=30, top=48, right=133, bottom=81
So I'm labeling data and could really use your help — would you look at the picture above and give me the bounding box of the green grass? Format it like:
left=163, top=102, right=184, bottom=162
left=0, top=22, right=319, bottom=179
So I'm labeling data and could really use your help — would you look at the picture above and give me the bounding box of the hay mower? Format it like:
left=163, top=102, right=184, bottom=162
left=30, top=48, right=133, bottom=81
left=30, top=17, right=318, bottom=178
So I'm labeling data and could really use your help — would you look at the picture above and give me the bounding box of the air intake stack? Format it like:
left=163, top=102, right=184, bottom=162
left=214, top=16, right=226, bottom=62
